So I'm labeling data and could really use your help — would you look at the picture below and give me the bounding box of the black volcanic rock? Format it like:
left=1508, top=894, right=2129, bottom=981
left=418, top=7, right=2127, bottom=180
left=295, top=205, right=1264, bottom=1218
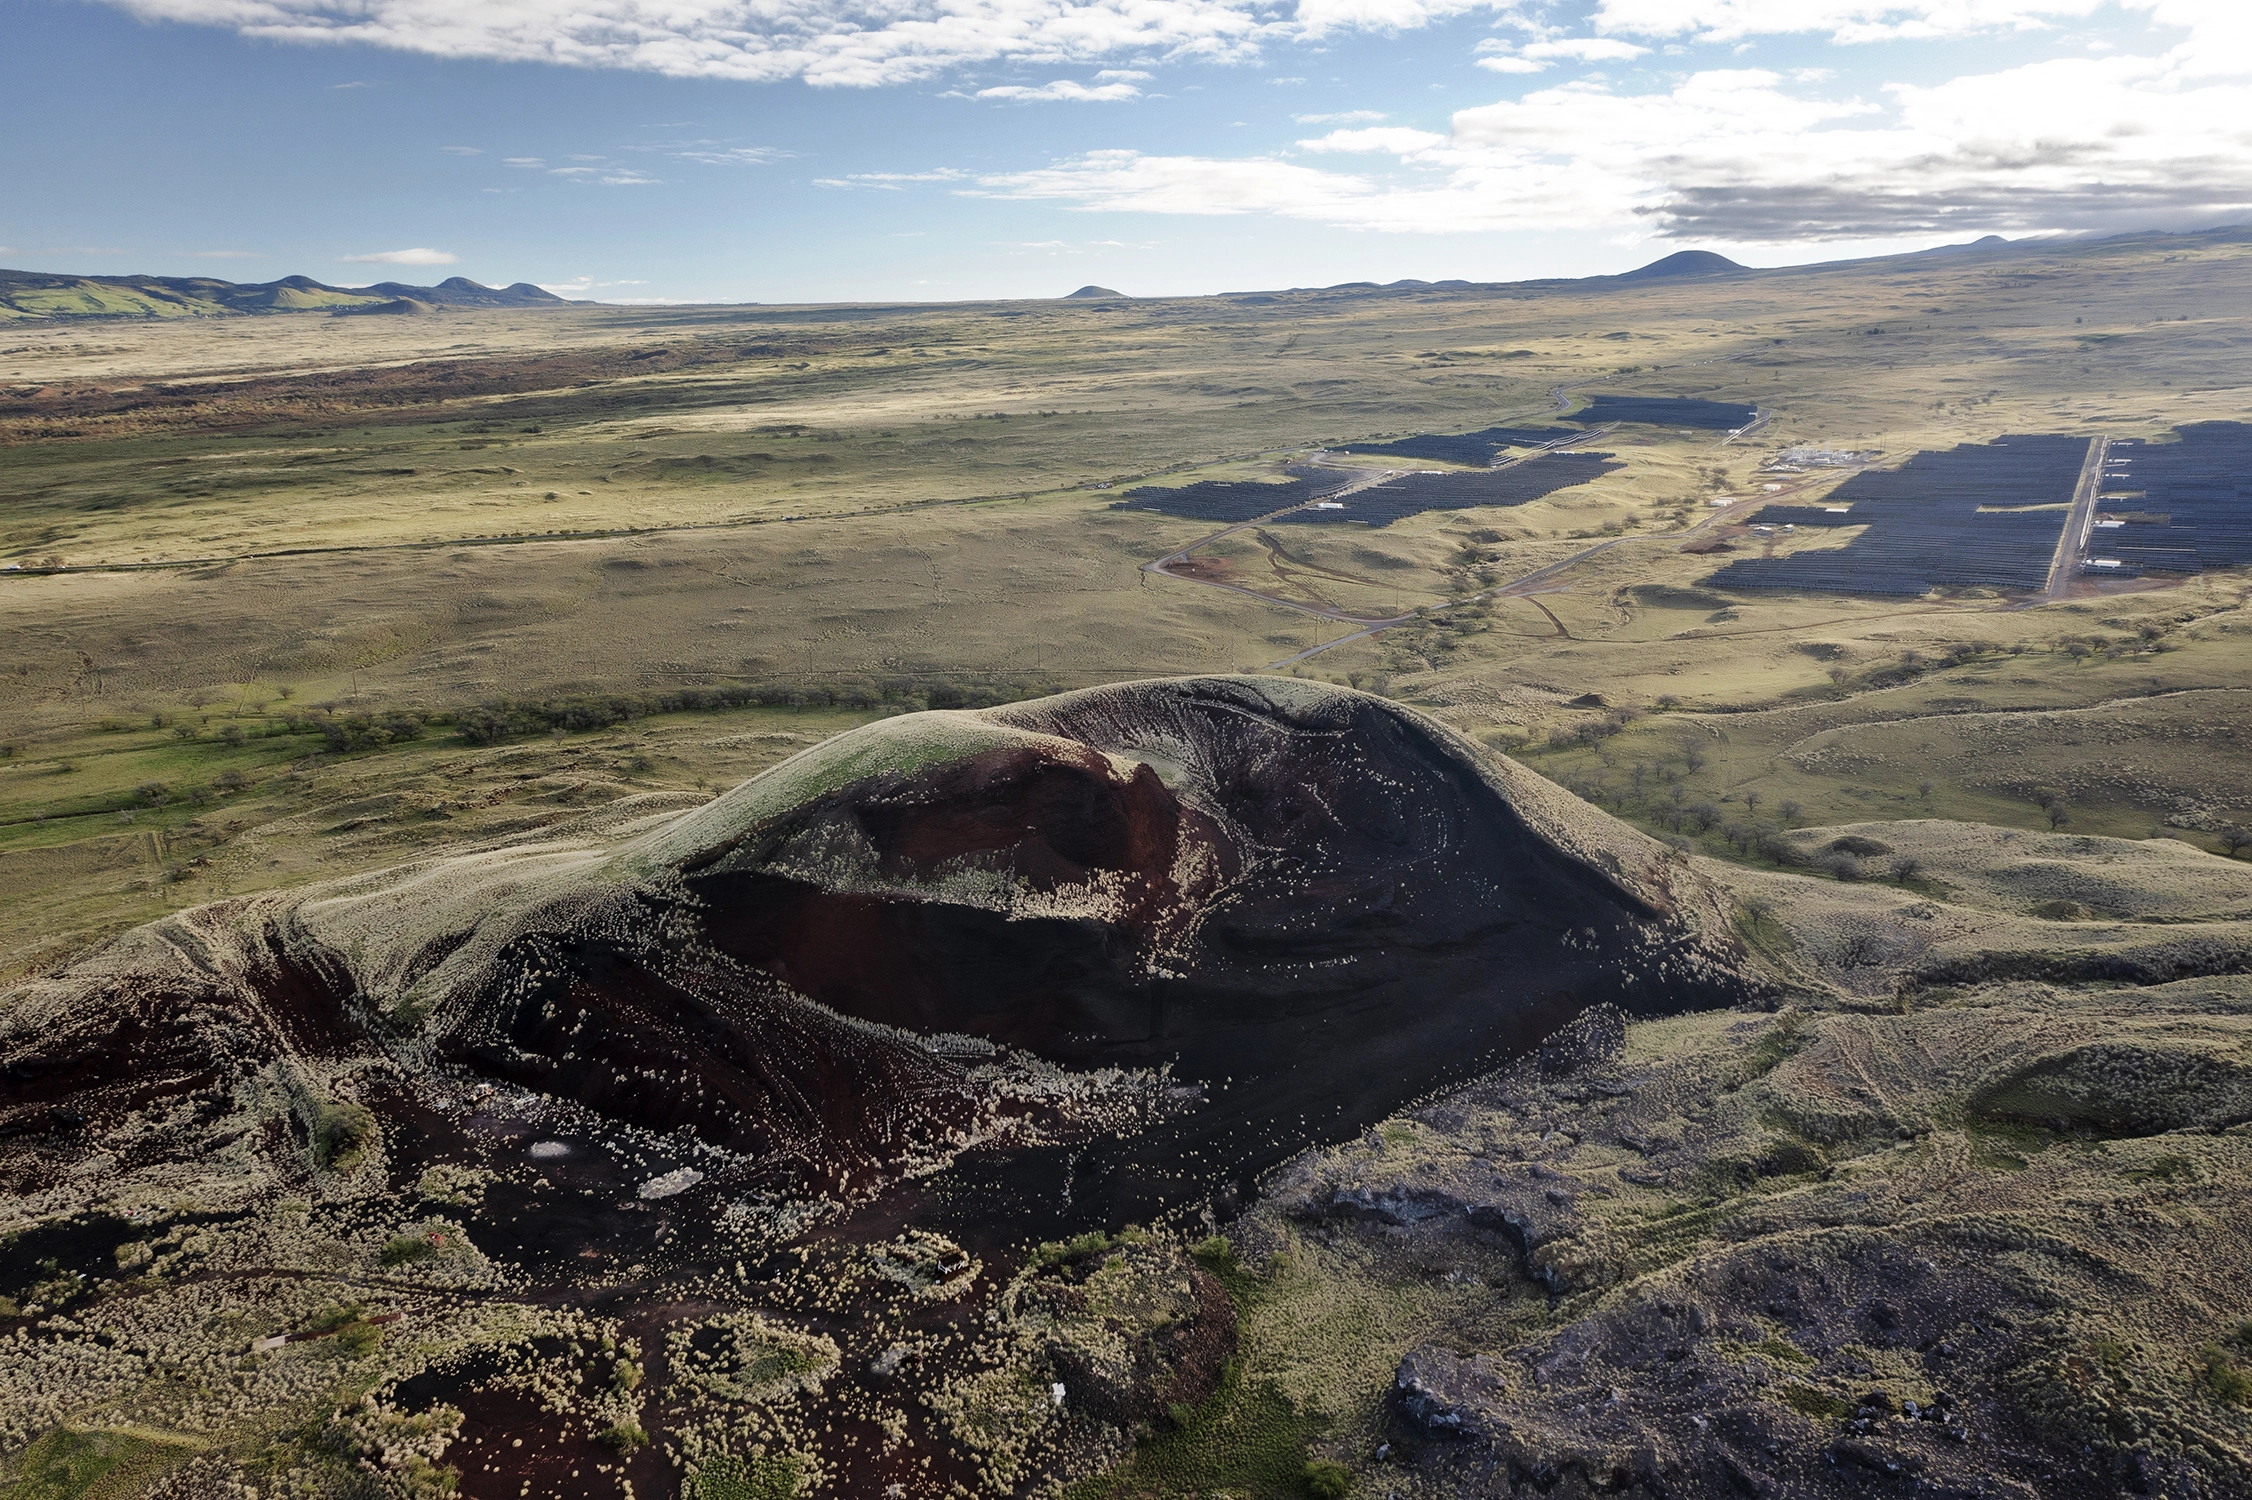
left=0, top=678, right=1759, bottom=1221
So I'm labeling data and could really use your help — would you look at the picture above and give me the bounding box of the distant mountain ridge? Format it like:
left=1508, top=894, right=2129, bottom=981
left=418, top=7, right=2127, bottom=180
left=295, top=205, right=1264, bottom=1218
left=0, top=268, right=568, bottom=322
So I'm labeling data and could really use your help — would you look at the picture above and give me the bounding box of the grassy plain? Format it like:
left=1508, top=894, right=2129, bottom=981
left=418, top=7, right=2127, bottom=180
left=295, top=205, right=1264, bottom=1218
left=4, top=227, right=2252, bottom=975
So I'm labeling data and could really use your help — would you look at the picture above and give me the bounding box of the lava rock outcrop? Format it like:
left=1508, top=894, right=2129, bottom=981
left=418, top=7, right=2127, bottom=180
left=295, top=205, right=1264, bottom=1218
left=1, top=677, right=1759, bottom=1217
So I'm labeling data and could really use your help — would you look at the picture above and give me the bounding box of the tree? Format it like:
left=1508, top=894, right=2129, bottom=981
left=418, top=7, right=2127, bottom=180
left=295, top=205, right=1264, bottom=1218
left=2221, top=825, right=2252, bottom=859
left=1779, top=799, right=1802, bottom=826
left=1890, top=855, right=1923, bottom=884
left=2046, top=803, right=2070, bottom=830
left=1918, top=779, right=1934, bottom=801
left=1743, top=788, right=1763, bottom=814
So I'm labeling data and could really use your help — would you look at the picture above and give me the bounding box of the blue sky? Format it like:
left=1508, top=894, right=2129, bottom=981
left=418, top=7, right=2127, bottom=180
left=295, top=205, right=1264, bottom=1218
left=3, top=0, right=2245, bottom=302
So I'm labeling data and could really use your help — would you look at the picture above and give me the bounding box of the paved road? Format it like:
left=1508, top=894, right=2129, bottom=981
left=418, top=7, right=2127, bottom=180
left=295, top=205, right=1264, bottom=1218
left=2041, top=434, right=2110, bottom=602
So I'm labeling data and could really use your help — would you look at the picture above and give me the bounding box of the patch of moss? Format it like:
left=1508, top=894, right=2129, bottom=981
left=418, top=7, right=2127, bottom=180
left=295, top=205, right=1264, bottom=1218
left=380, top=1234, right=436, bottom=1267
left=1731, top=901, right=1799, bottom=972
left=310, top=1099, right=376, bottom=1175
left=1964, top=1118, right=2052, bottom=1171
left=683, top=1453, right=800, bottom=1500
left=1069, top=1358, right=1323, bottom=1500
left=0, top=1426, right=196, bottom=1499
left=1744, top=1006, right=1805, bottom=1079
left=2200, top=1345, right=2252, bottom=1406
left=1778, top=1384, right=1853, bottom=1421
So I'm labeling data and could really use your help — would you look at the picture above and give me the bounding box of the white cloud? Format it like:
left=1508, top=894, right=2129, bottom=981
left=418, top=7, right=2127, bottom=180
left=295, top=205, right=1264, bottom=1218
left=675, top=145, right=785, bottom=164
left=1292, top=0, right=1486, bottom=35
left=1524, top=36, right=1647, bottom=61
left=85, top=0, right=2251, bottom=92
left=1474, top=33, right=1649, bottom=70
left=974, top=148, right=1385, bottom=216
left=337, top=247, right=459, bottom=264
left=815, top=169, right=972, bottom=189
left=978, top=52, right=2252, bottom=244
left=504, top=157, right=545, bottom=167
left=99, top=0, right=1287, bottom=89
left=537, top=276, right=652, bottom=294
left=977, top=77, right=1143, bottom=100
left=1294, top=109, right=1386, bottom=122
left=440, top=144, right=482, bottom=155
left=1297, top=125, right=1447, bottom=152
left=1591, top=0, right=2080, bottom=43
left=1588, top=0, right=2241, bottom=53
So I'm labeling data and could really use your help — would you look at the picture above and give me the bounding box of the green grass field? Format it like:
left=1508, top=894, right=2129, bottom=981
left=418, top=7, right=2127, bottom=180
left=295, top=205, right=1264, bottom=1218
left=4, top=225, right=2251, bottom=974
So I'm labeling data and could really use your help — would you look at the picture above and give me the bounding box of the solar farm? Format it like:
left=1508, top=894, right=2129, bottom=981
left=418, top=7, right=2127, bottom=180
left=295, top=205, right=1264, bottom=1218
left=1338, top=425, right=1574, bottom=465
left=1273, top=451, right=1623, bottom=526
left=2089, top=421, right=2252, bottom=577
left=1565, top=394, right=1758, bottom=428
left=1110, top=470, right=1352, bottom=523
left=1707, top=433, right=2091, bottom=595
left=1121, top=396, right=1743, bottom=531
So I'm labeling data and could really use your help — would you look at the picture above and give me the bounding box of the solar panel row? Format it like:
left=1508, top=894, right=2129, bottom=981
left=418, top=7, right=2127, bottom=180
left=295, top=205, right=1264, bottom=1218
left=1747, top=505, right=1861, bottom=528
left=1111, top=472, right=1353, bottom=524
left=1566, top=395, right=1758, bottom=429
left=1275, top=452, right=1623, bottom=527
left=1706, top=434, right=2087, bottom=596
left=1339, top=426, right=1573, bottom=466
left=2096, top=421, right=2252, bottom=575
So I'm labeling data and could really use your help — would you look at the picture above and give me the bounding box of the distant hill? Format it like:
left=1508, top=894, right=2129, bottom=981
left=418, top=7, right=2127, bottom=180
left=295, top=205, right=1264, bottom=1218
left=1064, top=285, right=1125, bottom=299
left=354, top=276, right=568, bottom=309
left=1914, top=234, right=2014, bottom=257
left=1615, top=250, right=1747, bottom=281
left=0, top=269, right=568, bottom=322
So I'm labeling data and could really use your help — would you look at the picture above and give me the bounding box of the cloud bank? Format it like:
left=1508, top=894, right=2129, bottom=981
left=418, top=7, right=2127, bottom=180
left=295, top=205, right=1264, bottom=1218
left=92, top=0, right=2252, bottom=248
left=979, top=49, right=2252, bottom=245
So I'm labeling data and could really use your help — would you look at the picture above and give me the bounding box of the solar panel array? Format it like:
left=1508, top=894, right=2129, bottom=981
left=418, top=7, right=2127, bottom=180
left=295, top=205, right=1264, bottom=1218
left=1276, top=452, right=1623, bottom=527
left=1706, top=434, right=2087, bottom=596
left=1748, top=505, right=1861, bottom=528
left=1112, top=471, right=1352, bottom=524
left=1566, top=395, right=1758, bottom=429
left=1340, top=426, right=1572, bottom=465
left=2090, top=421, right=2252, bottom=578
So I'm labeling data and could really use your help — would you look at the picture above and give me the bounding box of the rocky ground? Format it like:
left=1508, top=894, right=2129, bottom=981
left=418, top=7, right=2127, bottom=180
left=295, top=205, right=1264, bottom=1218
left=1230, top=827, right=2252, bottom=1500
left=3, top=688, right=2249, bottom=1499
